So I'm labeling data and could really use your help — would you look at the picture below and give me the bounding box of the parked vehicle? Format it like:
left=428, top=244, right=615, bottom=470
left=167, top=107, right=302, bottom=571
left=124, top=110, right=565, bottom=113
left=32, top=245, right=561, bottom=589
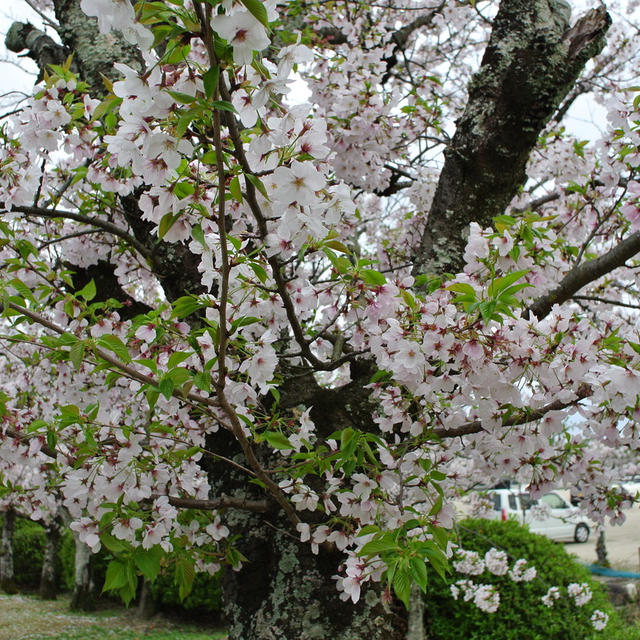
left=621, top=476, right=640, bottom=498
left=484, top=489, right=591, bottom=543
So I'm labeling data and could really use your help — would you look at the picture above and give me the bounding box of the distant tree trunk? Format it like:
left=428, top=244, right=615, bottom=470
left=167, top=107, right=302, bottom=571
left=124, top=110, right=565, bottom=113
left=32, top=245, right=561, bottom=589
left=69, top=533, right=96, bottom=611
left=137, top=579, right=156, bottom=619
left=0, top=509, right=17, bottom=594
left=596, top=529, right=610, bottom=567
left=406, top=584, right=425, bottom=640
left=39, top=519, right=61, bottom=599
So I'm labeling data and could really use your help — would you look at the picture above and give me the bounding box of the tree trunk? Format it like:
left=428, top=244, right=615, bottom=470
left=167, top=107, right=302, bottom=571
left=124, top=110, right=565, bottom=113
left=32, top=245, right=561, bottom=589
left=0, top=509, right=17, bottom=594
left=137, top=579, right=156, bottom=620
left=220, top=510, right=405, bottom=640
left=39, top=520, right=61, bottom=600
left=69, top=533, right=96, bottom=611
left=414, top=1, right=610, bottom=277
left=596, top=529, right=610, bottom=568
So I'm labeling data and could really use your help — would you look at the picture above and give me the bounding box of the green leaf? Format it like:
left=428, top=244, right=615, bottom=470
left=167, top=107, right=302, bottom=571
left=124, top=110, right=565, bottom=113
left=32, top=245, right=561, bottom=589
left=134, top=546, right=163, bottom=583
left=239, top=0, right=269, bottom=27
left=69, top=340, right=85, bottom=370
left=245, top=173, right=269, bottom=199
left=158, top=212, right=181, bottom=239
left=176, top=558, right=196, bottom=601
left=409, top=557, right=428, bottom=593
left=229, top=176, right=243, bottom=202
left=168, top=351, right=192, bottom=368
left=447, top=282, right=476, bottom=296
left=8, top=278, right=36, bottom=303
left=167, top=367, right=191, bottom=386
left=173, top=295, right=204, bottom=319
left=103, top=560, right=128, bottom=592
left=361, top=269, right=386, bottom=286
left=158, top=376, right=175, bottom=400
left=203, top=66, right=219, bottom=99
left=360, top=539, right=398, bottom=556
left=101, top=532, right=130, bottom=554
left=264, top=431, right=292, bottom=450
left=96, top=334, right=132, bottom=363
left=249, top=262, right=268, bottom=283
left=211, top=100, right=236, bottom=113
left=487, top=269, right=529, bottom=298
left=231, top=316, right=260, bottom=332
left=325, top=239, right=350, bottom=254
left=77, top=279, right=97, bottom=301
left=168, top=90, right=197, bottom=104
left=392, top=565, right=412, bottom=609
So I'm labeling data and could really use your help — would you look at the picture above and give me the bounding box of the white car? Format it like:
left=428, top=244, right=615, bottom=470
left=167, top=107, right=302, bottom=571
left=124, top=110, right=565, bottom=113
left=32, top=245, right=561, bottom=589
left=484, top=489, right=591, bottom=543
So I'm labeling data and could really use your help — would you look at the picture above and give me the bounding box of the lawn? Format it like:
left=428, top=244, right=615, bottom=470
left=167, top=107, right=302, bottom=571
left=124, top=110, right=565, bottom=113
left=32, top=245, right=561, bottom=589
left=0, top=594, right=227, bottom=640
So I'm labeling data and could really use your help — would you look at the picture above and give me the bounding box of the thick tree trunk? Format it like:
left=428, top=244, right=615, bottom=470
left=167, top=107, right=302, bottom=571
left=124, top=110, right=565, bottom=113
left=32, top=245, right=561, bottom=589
left=221, top=510, right=404, bottom=640
left=69, top=533, right=96, bottom=611
left=39, top=520, right=61, bottom=600
left=0, top=509, right=17, bottom=594
left=414, top=1, right=610, bottom=277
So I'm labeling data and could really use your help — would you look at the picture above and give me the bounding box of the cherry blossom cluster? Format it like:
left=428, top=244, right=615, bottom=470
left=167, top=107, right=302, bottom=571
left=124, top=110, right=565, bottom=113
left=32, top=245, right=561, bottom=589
left=0, top=0, right=640, bottom=620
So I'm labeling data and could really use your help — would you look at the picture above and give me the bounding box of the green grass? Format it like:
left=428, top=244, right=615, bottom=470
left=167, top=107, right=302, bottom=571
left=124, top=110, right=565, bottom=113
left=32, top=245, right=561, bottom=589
left=24, top=629, right=225, bottom=640
left=0, top=594, right=226, bottom=640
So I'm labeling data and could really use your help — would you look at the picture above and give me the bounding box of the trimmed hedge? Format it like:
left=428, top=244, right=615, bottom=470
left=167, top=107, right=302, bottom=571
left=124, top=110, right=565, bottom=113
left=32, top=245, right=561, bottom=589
left=424, top=518, right=638, bottom=640
left=12, top=518, right=47, bottom=589
left=150, top=570, right=223, bottom=618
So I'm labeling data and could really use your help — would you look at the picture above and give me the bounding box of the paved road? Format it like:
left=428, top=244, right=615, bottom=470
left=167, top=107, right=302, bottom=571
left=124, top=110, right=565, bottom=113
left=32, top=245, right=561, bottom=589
left=565, top=506, right=640, bottom=571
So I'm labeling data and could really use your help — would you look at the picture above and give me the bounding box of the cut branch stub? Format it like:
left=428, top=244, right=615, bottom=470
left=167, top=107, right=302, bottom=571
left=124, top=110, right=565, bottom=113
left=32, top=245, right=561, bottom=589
left=5, top=22, right=70, bottom=81
left=414, top=1, right=611, bottom=278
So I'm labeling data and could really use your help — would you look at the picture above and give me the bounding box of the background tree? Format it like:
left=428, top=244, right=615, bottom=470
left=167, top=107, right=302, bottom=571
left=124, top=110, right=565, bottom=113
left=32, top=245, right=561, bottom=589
left=0, top=0, right=639, bottom=638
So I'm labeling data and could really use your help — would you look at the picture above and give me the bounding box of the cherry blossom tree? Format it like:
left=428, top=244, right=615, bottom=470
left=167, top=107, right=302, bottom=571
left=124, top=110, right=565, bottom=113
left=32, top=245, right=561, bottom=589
left=1, top=0, right=640, bottom=637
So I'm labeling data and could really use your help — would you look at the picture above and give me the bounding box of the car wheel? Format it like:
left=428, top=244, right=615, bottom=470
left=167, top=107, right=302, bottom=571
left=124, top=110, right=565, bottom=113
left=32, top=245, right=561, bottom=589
left=574, top=523, right=589, bottom=543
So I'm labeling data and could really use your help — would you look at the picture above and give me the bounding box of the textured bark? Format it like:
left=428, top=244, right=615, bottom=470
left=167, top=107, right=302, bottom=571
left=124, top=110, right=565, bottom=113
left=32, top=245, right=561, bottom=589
left=5, top=22, right=70, bottom=80
left=221, top=517, right=404, bottom=640
left=70, top=533, right=97, bottom=611
left=526, top=231, right=640, bottom=320
left=0, top=509, right=17, bottom=594
left=52, top=0, right=143, bottom=95
left=414, top=1, right=610, bottom=277
left=204, top=375, right=401, bottom=639
left=39, top=520, right=61, bottom=600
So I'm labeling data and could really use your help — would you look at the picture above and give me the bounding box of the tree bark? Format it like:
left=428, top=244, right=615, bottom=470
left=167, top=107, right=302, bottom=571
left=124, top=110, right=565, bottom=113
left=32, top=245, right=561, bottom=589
left=69, top=532, right=97, bottom=611
left=414, top=1, right=610, bottom=277
left=39, top=519, right=61, bottom=600
left=596, top=529, right=610, bottom=568
left=137, top=579, right=156, bottom=619
left=220, top=511, right=404, bottom=640
left=0, top=509, right=17, bottom=594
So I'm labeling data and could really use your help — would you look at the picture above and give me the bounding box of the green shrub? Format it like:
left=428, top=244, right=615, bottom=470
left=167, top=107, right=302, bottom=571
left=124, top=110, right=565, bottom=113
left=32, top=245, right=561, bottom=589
left=423, top=518, right=637, bottom=640
left=12, top=518, right=46, bottom=589
left=58, top=532, right=222, bottom=617
left=150, top=568, right=223, bottom=617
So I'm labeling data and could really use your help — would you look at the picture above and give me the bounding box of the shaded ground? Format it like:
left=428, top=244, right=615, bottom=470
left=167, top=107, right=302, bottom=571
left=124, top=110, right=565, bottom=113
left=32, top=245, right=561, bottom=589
left=0, top=594, right=226, bottom=640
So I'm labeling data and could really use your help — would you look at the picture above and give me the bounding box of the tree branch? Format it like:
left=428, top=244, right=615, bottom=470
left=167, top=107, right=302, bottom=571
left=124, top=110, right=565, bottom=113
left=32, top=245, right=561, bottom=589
left=5, top=22, right=69, bottom=80
left=526, top=231, right=640, bottom=320
left=432, top=383, right=592, bottom=439
left=7, top=204, right=152, bottom=260
left=163, top=495, right=273, bottom=513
